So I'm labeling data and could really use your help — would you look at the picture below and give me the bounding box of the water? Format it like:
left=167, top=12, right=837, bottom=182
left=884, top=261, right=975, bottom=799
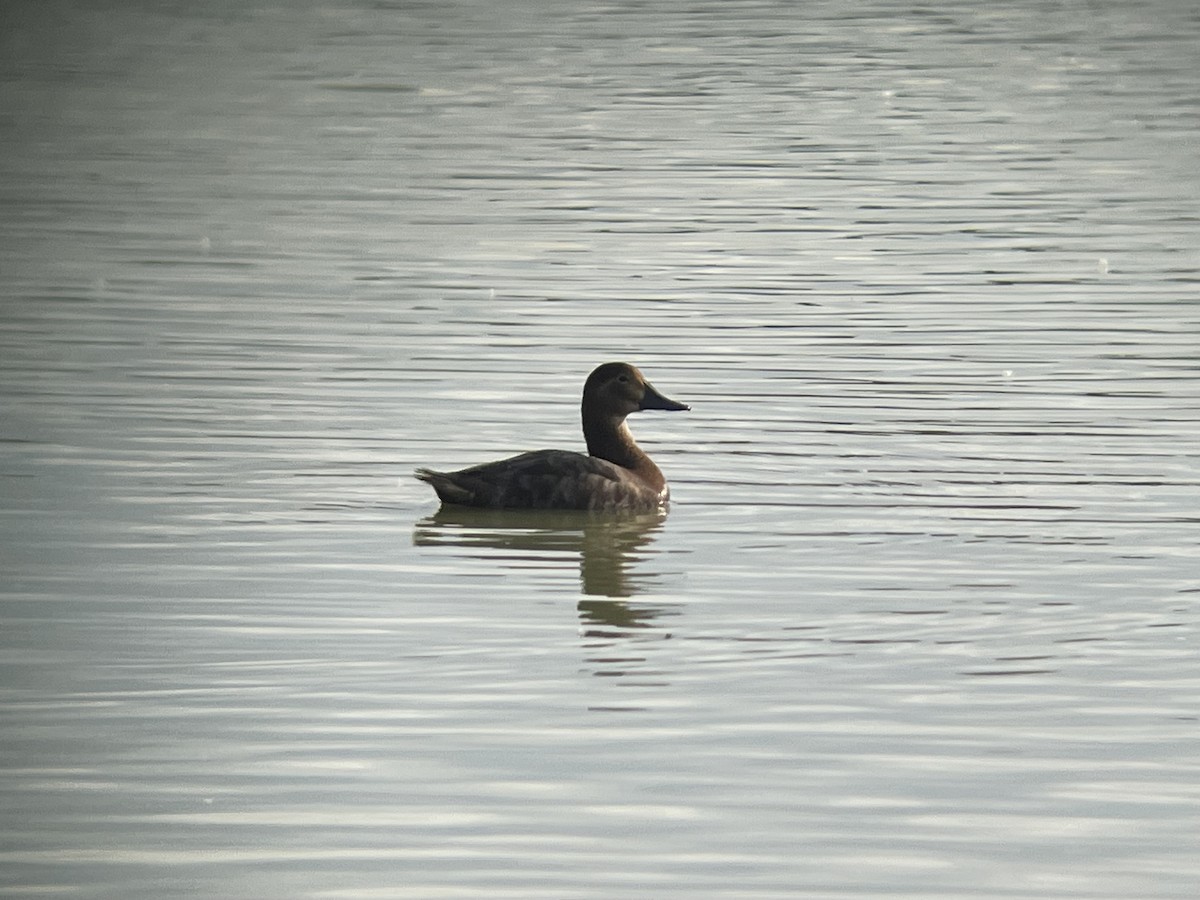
left=2, top=0, right=1198, bottom=897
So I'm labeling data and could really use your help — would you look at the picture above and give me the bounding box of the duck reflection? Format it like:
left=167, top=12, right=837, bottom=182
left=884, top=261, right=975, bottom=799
left=413, top=506, right=670, bottom=600
left=413, top=507, right=679, bottom=685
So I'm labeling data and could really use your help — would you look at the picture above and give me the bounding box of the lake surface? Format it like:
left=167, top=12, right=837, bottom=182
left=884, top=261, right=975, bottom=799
left=2, top=0, right=1198, bottom=897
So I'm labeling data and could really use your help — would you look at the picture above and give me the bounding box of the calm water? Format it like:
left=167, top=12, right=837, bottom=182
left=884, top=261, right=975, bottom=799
left=2, top=0, right=1199, bottom=897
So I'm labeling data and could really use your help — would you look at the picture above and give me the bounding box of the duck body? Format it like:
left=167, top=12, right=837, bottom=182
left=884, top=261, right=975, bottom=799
left=415, top=362, right=689, bottom=513
left=417, top=448, right=666, bottom=513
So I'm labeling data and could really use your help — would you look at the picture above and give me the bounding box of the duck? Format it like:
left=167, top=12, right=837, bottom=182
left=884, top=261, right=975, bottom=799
left=415, top=362, right=689, bottom=512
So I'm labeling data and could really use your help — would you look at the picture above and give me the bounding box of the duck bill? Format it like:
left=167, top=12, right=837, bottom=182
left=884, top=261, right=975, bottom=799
left=640, top=381, right=690, bottom=412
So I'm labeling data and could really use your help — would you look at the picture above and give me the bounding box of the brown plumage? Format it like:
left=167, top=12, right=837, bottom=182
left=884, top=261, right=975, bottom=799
left=415, top=362, right=690, bottom=512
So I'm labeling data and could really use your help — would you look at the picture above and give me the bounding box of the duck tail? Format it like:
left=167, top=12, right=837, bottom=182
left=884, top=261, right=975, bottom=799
left=414, top=467, right=474, bottom=505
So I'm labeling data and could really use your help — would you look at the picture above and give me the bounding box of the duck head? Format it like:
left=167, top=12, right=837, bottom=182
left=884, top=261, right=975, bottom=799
left=582, top=362, right=690, bottom=419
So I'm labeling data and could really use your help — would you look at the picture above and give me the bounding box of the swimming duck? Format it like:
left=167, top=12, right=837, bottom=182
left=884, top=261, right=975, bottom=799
left=415, top=362, right=689, bottom=512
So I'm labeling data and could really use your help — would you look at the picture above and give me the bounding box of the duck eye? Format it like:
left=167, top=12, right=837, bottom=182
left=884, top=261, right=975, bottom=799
left=618, top=375, right=629, bottom=383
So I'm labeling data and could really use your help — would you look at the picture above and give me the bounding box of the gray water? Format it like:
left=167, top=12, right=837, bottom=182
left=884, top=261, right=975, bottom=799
left=2, top=1, right=1199, bottom=897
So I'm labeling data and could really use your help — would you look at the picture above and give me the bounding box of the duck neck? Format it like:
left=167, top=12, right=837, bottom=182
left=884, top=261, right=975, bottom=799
left=584, top=415, right=665, bottom=489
